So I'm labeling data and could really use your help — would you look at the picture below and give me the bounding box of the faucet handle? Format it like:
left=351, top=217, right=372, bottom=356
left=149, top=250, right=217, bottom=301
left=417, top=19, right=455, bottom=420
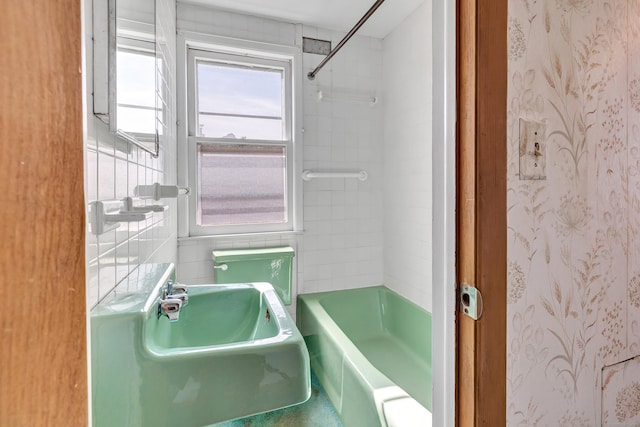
left=172, top=284, right=187, bottom=294
left=170, top=292, right=188, bottom=307
left=170, top=284, right=188, bottom=307
left=158, top=297, right=182, bottom=322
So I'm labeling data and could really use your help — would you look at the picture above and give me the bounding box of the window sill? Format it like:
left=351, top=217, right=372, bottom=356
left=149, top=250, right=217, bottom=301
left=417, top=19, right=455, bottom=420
left=178, top=230, right=304, bottom=245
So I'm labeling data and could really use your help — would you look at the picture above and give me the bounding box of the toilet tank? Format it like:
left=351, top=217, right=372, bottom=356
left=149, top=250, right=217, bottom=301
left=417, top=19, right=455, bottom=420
left=212, top=247, right=295, bottom=305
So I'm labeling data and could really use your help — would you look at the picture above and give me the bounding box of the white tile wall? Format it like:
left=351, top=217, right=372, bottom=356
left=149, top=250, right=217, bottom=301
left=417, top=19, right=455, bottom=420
left=175, top=5, right=386, bottom=314
left=176, top=2, right=297, bottom=46
left=84, top=0, right=178, bottom=309
left=382, top=1, right=433, bottom=311
left=301, top=25, right=385, bottom=294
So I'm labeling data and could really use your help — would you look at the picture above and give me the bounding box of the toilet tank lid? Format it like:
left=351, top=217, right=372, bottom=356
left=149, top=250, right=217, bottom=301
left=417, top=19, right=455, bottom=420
left=212, top=246, right=295, bottom=263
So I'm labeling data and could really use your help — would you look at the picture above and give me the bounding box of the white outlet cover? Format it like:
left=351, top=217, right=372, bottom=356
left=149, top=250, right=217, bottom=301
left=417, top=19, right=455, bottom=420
left=519, top=119, right=547, bottom=180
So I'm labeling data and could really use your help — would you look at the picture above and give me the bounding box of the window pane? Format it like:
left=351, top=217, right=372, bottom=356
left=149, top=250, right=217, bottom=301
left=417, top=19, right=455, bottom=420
left=117, top=106, right=156, bottom=134
left=198, top=114, right=283, bottom=140
left=197, top=144, right=287, bottom=226
left=117, top=49, right=156, bottom=134
left=117, top=50, right=155, bottom=107
left=196, top=60, right=284, bottom=140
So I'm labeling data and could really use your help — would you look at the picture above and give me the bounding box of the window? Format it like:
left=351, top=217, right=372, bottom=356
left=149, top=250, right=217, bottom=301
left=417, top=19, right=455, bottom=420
left=185, top=45, right=298, bottom=236
left=197, top=144, right=287, bottom=226
left=195, top=60, right=284, bottom=140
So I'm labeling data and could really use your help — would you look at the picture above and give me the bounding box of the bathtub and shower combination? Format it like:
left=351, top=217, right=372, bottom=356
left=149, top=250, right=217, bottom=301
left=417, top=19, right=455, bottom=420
left=297, top=286, right=432, bottom=427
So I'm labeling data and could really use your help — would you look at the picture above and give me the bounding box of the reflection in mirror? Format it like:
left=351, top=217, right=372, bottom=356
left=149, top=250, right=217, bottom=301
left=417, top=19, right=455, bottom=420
left=112, top=0, right=157, bottom=154
left=107, top=0, right=158, bottom=155
left=155, top=0, right=172, bottom=148
left=116, top=40, right=156, bottom=135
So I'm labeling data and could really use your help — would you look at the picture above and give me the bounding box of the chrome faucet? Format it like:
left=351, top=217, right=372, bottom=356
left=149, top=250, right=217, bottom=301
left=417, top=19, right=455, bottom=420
left=157, top=297, right=182, bottom=322
left=157, top=280, right=189, bottom=322
left=163, top=279, right=174, bottom=297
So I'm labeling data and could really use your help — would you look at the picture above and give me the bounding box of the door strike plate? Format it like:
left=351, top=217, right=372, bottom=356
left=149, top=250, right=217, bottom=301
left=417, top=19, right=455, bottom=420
left=460, top=284, right=483, bottom=320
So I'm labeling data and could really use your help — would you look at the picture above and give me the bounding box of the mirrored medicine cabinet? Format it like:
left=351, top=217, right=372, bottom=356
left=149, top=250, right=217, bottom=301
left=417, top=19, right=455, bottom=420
left=93, top=0, right=161, bottom=156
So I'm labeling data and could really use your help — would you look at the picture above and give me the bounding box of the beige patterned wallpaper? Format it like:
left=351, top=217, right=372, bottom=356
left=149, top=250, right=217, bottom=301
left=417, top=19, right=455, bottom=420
left=602, top=355, right=640, bottom=425
left=507, top=0, right=640, bottom=424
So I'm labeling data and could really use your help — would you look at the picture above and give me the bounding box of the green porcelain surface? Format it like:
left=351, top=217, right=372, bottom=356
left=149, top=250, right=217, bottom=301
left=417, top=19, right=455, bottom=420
left=145, top=286, right=279, bottom=353
left=213, top=371, right=342, bottom=427
left=91, top=264, right=310, bottom=427
left=297, top=286, right=432, bottom=427
left=212, top=246, right=294, bottom=305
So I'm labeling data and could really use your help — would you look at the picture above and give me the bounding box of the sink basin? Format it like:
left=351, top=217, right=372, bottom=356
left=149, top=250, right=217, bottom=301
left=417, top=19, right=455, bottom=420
left=145, top=284, right=280, bottom=353
left=91, top=264, right=310, bottom=427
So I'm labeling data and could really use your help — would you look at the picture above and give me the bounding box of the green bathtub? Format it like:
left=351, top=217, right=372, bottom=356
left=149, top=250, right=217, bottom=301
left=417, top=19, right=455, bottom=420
left=297, top=286, right=432, bottom=427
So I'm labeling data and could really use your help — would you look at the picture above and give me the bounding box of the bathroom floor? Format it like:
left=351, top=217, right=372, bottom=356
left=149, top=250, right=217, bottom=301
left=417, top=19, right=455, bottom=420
left=213, top=371, right=343, bottom=427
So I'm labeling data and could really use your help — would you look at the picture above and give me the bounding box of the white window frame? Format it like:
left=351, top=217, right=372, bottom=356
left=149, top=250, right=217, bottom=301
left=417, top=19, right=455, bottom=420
left=177, top=32, right=303, bottom=238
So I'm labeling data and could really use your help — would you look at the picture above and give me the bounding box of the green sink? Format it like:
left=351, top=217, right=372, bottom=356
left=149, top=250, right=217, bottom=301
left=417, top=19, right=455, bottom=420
left=91, top=265, right=310, bottom=427
left=145, top=285, right=280, bottom=353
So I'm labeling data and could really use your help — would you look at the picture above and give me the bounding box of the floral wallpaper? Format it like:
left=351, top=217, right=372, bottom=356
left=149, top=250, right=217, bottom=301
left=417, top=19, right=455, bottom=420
left=507, top=0, right=640, bottom=425
left=602, top=355, right=640, bottom=425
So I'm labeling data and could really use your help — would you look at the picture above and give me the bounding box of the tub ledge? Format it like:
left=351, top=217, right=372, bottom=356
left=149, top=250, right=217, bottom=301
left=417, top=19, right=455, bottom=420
left=374, top=386, right=432, bottom=427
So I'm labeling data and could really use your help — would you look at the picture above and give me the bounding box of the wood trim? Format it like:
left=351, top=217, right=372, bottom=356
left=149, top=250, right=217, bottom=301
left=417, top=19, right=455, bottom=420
left=457, top=0, right=477, bottom=423
left=0, top=1, right=87, bottom=425
left=457, top=0, right=508, bottom=425
left=474, top=0, right=508, bottom=425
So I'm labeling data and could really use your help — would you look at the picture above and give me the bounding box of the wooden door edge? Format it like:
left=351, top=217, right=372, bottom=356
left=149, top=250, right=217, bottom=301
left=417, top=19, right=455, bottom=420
left=456, top=0, right=508, bottom=425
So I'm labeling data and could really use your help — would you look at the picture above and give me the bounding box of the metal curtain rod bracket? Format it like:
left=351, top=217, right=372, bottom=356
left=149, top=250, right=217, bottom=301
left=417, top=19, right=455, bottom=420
left=307, top=0, right=386, bottom=80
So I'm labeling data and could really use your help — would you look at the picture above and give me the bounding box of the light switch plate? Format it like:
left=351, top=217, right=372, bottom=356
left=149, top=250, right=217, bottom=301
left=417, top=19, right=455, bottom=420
left=519, top=119, right=547, bottom=180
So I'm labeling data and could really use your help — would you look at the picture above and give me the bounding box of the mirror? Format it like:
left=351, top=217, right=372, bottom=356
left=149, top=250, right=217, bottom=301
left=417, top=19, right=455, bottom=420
left=93, top=0, right=159, bottom=156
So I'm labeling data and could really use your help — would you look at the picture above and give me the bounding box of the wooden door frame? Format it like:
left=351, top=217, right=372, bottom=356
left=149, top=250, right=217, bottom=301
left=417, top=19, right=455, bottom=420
left=457, top=0, right=508, bottom=425
left=0, top=1, right=87, bottom=425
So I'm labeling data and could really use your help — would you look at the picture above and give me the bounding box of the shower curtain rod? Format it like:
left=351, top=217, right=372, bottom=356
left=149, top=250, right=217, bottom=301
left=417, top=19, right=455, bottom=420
left=307, top=0, right=386, bottom=80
